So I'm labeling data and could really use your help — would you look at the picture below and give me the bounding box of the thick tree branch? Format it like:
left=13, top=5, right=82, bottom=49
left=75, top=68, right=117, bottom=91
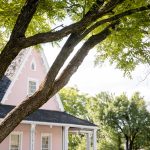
left=0, top=21, right=117, bottom=143
left=1, top=3, right=149, bottom=81
left=10, top=0, right=39, bottom=39
left=0, top=0, right=39, bottom=79
left=20, top=4, right=150, bottom=48
left=98, top=0, right=125, bottom=14
left=0, top=33, right=82, bottom=143
left=0, top=0, right=124, bottom=80
left=117, top=122, right=128, bottom=138
left=0, top=0, right=103, bottom=79
left=53, top=21, right=119, bottom=91
left=0, top=20, right=88, bottom=143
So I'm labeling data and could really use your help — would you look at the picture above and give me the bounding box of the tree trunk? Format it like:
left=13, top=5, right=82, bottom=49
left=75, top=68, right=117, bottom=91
left=125, top=137, right=129, bottom=150
left=0, top=21, right=115, bottom=143
left=129, top=140, right=134, bottom=150
left=125, top=138, right=134, bottom=150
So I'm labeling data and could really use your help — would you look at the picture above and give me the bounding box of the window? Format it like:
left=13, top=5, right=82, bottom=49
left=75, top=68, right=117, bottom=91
left=10, top=133, right=22, bottom=150
left=30, top=59, right=36, bottom=71
left=31, top=63, right=35, bottom=70
left=41, top=134, right=51, bottom=150
left=28, top=80, right=37, bottom=96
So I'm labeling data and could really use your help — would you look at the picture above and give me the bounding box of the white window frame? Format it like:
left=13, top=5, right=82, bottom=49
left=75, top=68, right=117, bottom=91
left=27, top=78, right=39, bottom=96
left=9, top=132, right=23, bottom=150
left=30, top=58, right=36, bottom=71
left=41, top=133, right=52, bottom=150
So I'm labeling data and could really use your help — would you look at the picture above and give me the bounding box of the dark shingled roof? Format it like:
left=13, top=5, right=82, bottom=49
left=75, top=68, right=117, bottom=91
left=0, top=104, right=96, bottom=127
left=0, top=76, right=11, bottom=101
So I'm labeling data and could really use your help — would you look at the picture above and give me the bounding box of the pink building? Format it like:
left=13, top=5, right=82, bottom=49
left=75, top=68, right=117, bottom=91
left=0, top=49, right=97, bottom=150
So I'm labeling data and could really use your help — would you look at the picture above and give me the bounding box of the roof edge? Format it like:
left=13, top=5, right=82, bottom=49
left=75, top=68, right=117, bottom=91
left=1, top=49, right=32, bottom=104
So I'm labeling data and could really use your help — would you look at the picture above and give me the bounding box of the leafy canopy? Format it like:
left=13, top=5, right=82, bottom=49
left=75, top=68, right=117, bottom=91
left=0, top=0, right=150, bottom=75
left=102, top=92, right=150, bottom=149
left=60, top=88, right=150, bottom=150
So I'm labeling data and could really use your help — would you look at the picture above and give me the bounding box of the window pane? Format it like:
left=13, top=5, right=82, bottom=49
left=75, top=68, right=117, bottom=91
left=29, top=81, right=36, bottom=96
left=42, top=135, right=50, bottom=150
left=10, top=134, right=20, bottom=150
left=31, top=63, right=35, bottom=70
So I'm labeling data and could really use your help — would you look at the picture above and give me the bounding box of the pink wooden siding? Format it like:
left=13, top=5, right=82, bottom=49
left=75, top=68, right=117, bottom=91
left=35, top=125, right=62, bottom=150
left=0, top=133, right=9, bottom=150
left=0, top=124, right=63, bottom=150
left=3, top=50, right=61, bottom=111
left=0, top=124, right=30, bottom=150
left=0, top=49, right=63, bottom=150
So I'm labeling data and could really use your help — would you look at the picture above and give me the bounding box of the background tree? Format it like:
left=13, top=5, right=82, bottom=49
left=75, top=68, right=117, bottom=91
left=0, top=0, right=150, bottom=142
left=88, top=92, right=124, bottom=150
left=60, top=88, right=150, bottom=150
left=59, top=87, right=88, bottom=118
left=103, top=92, right=150, bottom=150
left=60, top=88, right=123, bottom=150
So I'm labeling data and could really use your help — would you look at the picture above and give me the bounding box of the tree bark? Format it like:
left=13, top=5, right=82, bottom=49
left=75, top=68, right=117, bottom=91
left=10, top=0, right=39, bottom=39
left=129, top=140, right=133, bottom=150
left=0, top=22, right=115, bottom=143
left=125, top=136, right=129, bottom=150
left=0, top=0, right=125, bottom=79
left=125, top=137, right=134, bottom=150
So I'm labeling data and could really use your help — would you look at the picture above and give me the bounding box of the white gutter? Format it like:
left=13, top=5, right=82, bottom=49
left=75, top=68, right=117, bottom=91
left=21, top=120, right=98, bottom=130
left=69, top=130, right=93, bottom=134
left=0, top=118, right=98, bottom=129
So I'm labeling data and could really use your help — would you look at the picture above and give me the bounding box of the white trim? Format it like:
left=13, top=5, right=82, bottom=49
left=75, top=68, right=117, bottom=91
left=93, top=129, right=97, bottom=150
left=61, top=126, right=63, bottom=150
left=63, top=126, right=69, bottom=150
left=40, top=50, right=65, bottom=112
left=86, top=133, right=91, bottom=150
left=9, top=131, right=23, bottom=150
left=40, top=50, right=49, bottom=73
left=1, top=49, right=32, bottom=104
left=69, top=130, right=92, bottom=134
left=27, top=77, right=39, bottom=96
left=55, top=94, right=64, bottom=111
left=0, top=118, right=98, bottom=130
left=21, top=120, right=98, bottom=130
left=41, top=133, right=52, bottom=150
left=30, top=58, right=36, bottom=71
left=30, top=124, right=36, bottom=150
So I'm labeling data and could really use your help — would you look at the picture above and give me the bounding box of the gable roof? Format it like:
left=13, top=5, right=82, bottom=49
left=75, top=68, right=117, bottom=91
left=0, top=104, right=96, bottom=127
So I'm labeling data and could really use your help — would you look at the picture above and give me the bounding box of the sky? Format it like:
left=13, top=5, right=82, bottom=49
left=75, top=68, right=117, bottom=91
left=43, top=43, right=150, bottom=103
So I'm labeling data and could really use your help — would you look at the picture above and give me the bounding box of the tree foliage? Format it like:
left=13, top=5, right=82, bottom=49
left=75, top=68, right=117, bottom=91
left=101, top=92, right=150, bottom=150
left=60, top=88, right=150, bottom=150
left=59, top=87, right=89, bottom=119
left=59, top=87, right=90, bottom=150
left=0, top=0, right=150, bottom=142
left=60, top=88, right=124, bottom=150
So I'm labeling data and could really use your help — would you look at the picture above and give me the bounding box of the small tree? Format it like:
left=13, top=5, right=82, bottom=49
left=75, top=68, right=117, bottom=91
left=104, top=92, right=150, bottom=150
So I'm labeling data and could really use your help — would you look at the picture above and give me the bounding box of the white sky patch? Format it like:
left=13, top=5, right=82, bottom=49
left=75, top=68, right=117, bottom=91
left=43, top=43, right=150, bottom=102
